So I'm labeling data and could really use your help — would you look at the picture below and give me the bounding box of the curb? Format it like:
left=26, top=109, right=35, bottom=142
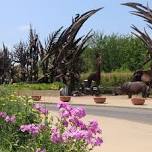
left=35, top=101, right=152, bottom=111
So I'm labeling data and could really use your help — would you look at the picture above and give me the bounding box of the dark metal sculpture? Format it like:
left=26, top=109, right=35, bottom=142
left=87, top=53, right=101, bottom=88
left=13, top=26, right=40, bottom=83
left=0, top=44, right=12, bottom=84
left=122, top=2, right=152, bottom=64
left=13, top=41, right=28, bottom=81
left=27, top=26, right=39, bottom=82
left=121, top=81, right=149, bottom=98
left=123, top=2, right=152, bottom=86
left=0, top=8, right=102, bottom=92
left=40, top=8, right=102, bottom=95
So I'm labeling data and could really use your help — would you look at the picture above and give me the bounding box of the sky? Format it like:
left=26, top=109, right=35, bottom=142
left=0, top=0, right=152, bottom=48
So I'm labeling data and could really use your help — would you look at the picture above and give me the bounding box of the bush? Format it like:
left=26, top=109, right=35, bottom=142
left=82, top=33, right=147, bottom=72
left=2, top=82, right=64, bottom=91
left=0, top=94, right=103, bottom=152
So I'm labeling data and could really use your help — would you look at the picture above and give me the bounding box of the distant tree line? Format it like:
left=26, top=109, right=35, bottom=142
left=82, top=33, right=148, bottom=72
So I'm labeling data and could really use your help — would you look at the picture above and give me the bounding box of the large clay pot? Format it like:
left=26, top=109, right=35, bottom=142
left=131, top=98, right=145, bottom=105
left=60, top=96, right=71, bottom=102
left=94, top=96, right=106, bottom=104
left=32, top=96, right=41, bottom=101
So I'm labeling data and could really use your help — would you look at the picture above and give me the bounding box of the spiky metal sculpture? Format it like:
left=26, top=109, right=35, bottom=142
left=27, top=26, right=39, bottom=82
left=0, top=44, right=12, bottom=83
left=13, top=26, right=40, bottom=82
left=40, top=8, right=102, bottom=94
left=123, top=2, right=152, bottom=85
left=122, top=2, right=152, bottom=64
left=13, top=41, right=28, bottom=81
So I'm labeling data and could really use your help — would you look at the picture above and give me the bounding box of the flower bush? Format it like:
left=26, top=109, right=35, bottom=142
left=0, top=92, right=103, bottom=152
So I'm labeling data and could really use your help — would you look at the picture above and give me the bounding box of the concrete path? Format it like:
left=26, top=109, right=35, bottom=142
left=35, top=95, right=152, bottom=152
left=89, top=115, right=152, bottom=152
left=50, top=111, right=152, bottom=152
left=46, top=104, right=152, bottom=125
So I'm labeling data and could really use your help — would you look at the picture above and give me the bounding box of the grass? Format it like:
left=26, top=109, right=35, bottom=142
left=81, top=71, right=132, bottom=87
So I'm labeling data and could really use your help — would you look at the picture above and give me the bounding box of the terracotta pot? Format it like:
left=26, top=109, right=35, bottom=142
left=131, top=98, right=145, bottom=105
left=94, top=96, right=106, bottom=104
left=60, top=96, right=71, bottom=102
left=32, top=96, right=41, bottom=101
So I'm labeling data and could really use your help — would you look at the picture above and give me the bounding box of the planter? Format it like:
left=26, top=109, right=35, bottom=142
left=131, top=98, right=145, bottom=105
left=94, top=96, right=106, bottom=104
left=60, top=96, right=71, bottom=102
left=32, top=96, right=41, bottom=101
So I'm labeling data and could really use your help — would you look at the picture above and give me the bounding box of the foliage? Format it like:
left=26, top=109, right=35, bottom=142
left=1, top=82, right=64, bottom=91
left=0, top=90, right=103, bottom=152
left=82, top=33, right=147, bottom=72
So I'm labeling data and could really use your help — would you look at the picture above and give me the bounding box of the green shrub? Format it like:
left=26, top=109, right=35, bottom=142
left=1, top=82, right=64, bottom=91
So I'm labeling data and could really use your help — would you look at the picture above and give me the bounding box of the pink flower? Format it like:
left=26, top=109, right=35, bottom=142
left=94, top=137, right=103, bottom=146
left=5, top=115, right=16, bottom=123
left=60, top=110, right=71, bottom=118
left=50, top=128, right=63, bottom=143
left=20, top=124, right=43, bottom=135
left=87, top=120, right=102, bottom=134
left=52, top=103, right=103, bottom=148
left=0, top=112, right=7, bottom=118
left=57, top=102, right=72, bottom=111
left=71, top=107, right=86, bottom=118
left=33, top=104, right=48, bottom=115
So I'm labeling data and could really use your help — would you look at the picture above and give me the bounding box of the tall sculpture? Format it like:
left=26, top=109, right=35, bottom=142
left=0, top=44, right=12, bottom=83
left=13, top=41, right=28, bottom=82
left=0, top=8, right=102, bottom=89
left=40, top=8, right=102, bottom=95
left=123, top=2, right=152, bottom=86
left=87, top=53, right=101, bottom=88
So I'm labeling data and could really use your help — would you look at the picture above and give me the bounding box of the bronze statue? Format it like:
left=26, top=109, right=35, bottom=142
left=87, top=53, right=101, bottom=88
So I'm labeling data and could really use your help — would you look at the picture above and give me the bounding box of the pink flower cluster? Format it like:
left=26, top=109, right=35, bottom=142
left=33, top=104, right=48, bottom=115
left=50, top=102, right=103, bottom=147
left=20, top=124, right=44, bottom=135
left=0, top=112, right=16, bottom=123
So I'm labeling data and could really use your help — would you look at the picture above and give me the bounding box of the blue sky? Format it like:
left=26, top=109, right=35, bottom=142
left=0, top=0, right=152, bottom=47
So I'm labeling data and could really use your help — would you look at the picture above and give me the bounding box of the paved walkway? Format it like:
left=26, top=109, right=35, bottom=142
left=88, top=115, right=152, bottom=152
left=38, top=95, right=152, bottom=109
left=36, top=95, right=152, bottom=152
left=50, top=111, right=152, bottom=152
